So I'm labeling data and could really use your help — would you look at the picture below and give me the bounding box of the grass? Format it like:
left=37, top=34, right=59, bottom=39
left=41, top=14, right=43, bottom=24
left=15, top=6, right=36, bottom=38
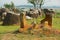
left=0, top=15, right=60, bottom=40
left=0, top=26, right=19, bottom=34
left=52, top=18, right=60, bottom=29
left=0, top=17, right=60, bottom=33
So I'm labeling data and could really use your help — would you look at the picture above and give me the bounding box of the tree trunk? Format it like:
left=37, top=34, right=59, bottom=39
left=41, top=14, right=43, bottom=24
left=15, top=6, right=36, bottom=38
left=34, top=4, right=36, bottom=9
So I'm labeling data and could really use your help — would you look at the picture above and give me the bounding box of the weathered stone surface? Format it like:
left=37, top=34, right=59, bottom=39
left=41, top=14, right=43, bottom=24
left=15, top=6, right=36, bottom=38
left=2, top=12, right=20, bottom=25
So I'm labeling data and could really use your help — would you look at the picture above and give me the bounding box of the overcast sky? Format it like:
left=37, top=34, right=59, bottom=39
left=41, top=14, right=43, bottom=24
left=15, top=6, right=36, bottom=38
left=0, top=0, right=60, bottom=7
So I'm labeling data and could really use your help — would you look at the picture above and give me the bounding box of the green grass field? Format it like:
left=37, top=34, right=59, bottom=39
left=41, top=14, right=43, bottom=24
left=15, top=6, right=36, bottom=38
left=0, top=17, right=60, bottom=33
left=53, top=18, right=60, bottom=30
left=0, top=15, right=60, bottom=40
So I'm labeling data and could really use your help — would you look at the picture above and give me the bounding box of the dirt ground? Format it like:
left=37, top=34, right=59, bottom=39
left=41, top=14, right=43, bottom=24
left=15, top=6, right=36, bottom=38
left=0, top=33, right=60, bottom=40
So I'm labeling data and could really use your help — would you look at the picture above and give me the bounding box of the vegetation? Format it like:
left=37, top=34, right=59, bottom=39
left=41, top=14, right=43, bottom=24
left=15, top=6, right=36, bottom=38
left=0, top=13, right=60, bottom=33
left=28, top=0, right=36, bottom=8
left=0, top=16, right=60, bottom=40
left=0, top=26, right=19, bottom=34
left=4, top=2, right=15, bottom=9
left=28, top=0, right=45, bottom=9
left=38, top=0, right=45, bottom=8
left=0, top=0, right=60, bottom=40
left=0, top=2, right=60, bottom=40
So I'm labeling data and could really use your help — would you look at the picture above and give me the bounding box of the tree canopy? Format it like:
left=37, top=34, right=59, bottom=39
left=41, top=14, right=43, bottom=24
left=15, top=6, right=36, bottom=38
left=28, top=0, right=45, bottom=9
left=4, top=2, right=15, bottom=9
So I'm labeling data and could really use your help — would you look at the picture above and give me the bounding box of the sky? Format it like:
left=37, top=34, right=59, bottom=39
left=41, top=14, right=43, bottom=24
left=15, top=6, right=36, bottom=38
left=0, top=0, right=60, bottom=7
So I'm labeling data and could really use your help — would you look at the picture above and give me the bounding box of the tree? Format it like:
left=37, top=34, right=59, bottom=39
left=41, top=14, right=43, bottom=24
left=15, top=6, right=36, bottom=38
left=38, top=0, right=45, bottom=8
left=28, top=0, right=36, bottom=9
left=28, top=0, right=45, bottom=9
left=4, top=2, right=15, bottom=9
left=11, top=2, right=15, bottom=9
left=4, top=3, right=11, bottom=9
